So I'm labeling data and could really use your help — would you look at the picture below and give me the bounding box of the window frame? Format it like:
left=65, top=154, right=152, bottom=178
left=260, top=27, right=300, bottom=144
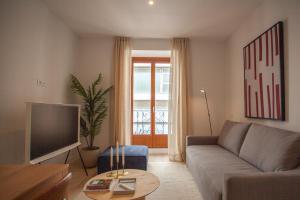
left=131, top=57, right=170, bottom=148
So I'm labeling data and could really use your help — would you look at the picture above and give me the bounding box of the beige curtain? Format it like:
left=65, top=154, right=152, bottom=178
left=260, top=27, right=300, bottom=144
left=113, top=37, right=132, bottom=145
left=168, top=38, right=189, bottom=161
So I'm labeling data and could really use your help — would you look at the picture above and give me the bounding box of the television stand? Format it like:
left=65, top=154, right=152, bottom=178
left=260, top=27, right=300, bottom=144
left=64, top=146, right=88, bottom=176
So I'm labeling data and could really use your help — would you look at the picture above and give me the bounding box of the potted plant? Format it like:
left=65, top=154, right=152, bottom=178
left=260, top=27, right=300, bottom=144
left=70, top=73, right=112, bottom=168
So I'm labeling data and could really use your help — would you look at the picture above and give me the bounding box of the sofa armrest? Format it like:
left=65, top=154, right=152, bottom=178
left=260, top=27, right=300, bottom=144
left=223, top=172, right=300, bottom=200
left=186, top=136, right=218, bottom=146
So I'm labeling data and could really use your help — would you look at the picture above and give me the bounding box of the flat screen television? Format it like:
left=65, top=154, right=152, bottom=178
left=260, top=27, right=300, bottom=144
left=25, top=102, right=80, bottom=164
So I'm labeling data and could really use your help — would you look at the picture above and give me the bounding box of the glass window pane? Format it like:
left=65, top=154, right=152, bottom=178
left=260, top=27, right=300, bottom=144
left=133, top=63, right=151, bottom=135
left=133, top=107, right=151, bottom=135
left=132, top=61, right=170, bottom=136
left=162, top=84, right=169, bottom=93
left=155, top=63, right=170, bottom=135
left=155, top=68, right=161, bottom=94
left=134, top=63, right=151, bottom=98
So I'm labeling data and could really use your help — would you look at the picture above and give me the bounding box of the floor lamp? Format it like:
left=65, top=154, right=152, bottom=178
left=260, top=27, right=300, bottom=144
left=200, top=89, right=213, bottom=136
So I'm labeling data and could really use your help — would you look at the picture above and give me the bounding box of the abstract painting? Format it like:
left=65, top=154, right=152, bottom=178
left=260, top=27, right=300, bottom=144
left=244, top=22, right=285, bottom=120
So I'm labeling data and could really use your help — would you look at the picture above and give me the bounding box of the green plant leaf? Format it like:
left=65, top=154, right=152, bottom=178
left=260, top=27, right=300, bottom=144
left=70, top=74, right=88, bottom=98
left=92, top=74, right=103, bottom=95
left=70, top=73, right=112, bottom=148
left=80, top=117, right=89, bottom=137
left=94, top=86, right=113, bottom=102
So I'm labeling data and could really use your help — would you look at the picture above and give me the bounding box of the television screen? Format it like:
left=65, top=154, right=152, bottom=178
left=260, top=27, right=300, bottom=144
left=28, top=103, right=79, bottom=162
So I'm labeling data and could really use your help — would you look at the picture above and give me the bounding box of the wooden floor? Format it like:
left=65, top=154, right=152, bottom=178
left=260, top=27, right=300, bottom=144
left=67, top=159, right=97, bottom=200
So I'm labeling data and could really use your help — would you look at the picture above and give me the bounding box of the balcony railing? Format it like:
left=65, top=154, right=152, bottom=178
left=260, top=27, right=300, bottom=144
left=133, top=109, right=168, bottom=135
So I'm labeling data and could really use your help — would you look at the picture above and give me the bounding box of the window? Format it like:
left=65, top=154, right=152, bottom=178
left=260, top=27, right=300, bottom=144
left=155, top=63, right=170, bottom=94
left=131, top=57, right=170, bottom=148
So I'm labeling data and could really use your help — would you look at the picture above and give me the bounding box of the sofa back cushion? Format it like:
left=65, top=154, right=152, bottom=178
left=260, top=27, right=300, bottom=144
left=217, top=120, right=251, bottom=155
left=239, top=124, right=300, bottom=172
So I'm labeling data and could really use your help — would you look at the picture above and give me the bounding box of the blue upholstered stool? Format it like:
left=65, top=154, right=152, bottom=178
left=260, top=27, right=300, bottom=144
left=97, top=145, right=149, bottom=174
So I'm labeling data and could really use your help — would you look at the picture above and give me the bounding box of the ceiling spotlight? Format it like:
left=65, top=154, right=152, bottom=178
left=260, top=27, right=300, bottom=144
left=148, top=0, right=154, bottom=6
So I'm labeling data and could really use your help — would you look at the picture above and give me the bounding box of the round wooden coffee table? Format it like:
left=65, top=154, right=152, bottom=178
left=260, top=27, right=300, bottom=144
left=83, top=169, right=160, bottom=200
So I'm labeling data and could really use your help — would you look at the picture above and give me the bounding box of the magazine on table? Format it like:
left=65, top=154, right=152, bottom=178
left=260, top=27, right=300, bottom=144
left=84, top=179, right=115, bottom=192
left=112, top=178, right=136, bottom=195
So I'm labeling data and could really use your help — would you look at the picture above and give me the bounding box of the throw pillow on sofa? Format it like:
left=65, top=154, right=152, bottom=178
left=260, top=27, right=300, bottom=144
left=239, top=123, right=300, bottom=172
left=217, top=120, right=251, bottom=155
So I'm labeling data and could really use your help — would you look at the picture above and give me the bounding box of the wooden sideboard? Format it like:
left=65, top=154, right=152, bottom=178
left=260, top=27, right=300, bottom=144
left=0, top=164, right=69, bottom=200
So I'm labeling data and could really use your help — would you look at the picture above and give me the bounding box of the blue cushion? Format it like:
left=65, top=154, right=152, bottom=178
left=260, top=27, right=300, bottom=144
left=97, top=145, right=148, bottom=174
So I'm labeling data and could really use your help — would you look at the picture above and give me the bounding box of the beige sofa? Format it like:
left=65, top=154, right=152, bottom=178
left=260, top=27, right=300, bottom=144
left=186, top=121, right=300, bottom=200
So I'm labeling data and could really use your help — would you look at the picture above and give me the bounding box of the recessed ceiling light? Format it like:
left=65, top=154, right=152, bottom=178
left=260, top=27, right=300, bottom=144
left=148, top=0, right=154, bottom=6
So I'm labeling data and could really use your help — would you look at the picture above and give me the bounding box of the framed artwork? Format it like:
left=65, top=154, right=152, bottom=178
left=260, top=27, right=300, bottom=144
left=244, top=21, right=285, bottom=120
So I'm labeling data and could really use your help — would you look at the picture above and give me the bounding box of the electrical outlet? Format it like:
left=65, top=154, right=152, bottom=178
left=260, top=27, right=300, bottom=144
left=41, top=81, right=46, bottom=87
left=36, top=79, right=46, bottom=87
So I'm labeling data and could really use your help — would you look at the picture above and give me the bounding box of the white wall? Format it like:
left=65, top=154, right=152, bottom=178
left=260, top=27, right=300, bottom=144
left=0, top=0, right=78, bottom=163
left=74, top=37, right=170, bottom=151
left=75, top=37, right=227, bottom=149
left=189, top=39, right=226, bottom=136
left=225, top=0, right=300, bottom=131
left=74, top=36, right=114, bottom=151
left=132, top=38, right=171, bottom=50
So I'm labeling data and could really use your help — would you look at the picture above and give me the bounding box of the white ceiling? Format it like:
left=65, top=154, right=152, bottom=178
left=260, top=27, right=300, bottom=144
left=43, top=0, right=263, bottom=39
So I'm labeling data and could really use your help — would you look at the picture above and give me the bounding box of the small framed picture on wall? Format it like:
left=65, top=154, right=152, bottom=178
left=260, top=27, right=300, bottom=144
left=243, top=21, right=285, bottom=120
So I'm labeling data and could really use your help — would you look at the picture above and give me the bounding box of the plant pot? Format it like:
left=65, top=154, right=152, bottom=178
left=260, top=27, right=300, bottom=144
left=80, top=147, right=101, bottom=168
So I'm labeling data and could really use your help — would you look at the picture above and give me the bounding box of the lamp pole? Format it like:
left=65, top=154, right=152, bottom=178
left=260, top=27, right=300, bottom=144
left=200, top=90, right=213, bottom=136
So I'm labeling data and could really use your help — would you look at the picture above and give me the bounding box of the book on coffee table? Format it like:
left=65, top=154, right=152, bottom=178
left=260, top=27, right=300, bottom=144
left=112, top=178, right=136, bottom=195
left=84, top=179, right=114, bottom=192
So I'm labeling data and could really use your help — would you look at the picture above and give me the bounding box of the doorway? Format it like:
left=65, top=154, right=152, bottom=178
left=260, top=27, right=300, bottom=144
left=131, top=57, right=170, bottom=148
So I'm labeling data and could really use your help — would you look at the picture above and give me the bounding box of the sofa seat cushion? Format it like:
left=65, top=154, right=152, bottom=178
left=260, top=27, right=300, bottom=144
left=217, top=120, right=251, bottom=155
left=239, top=124, right=300, bottom=172
left=186, top=145, right=260, bottom=200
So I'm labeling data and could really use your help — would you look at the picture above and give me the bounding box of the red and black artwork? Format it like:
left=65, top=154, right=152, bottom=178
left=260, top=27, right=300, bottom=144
left=244, top=22, right=285, bottom=120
